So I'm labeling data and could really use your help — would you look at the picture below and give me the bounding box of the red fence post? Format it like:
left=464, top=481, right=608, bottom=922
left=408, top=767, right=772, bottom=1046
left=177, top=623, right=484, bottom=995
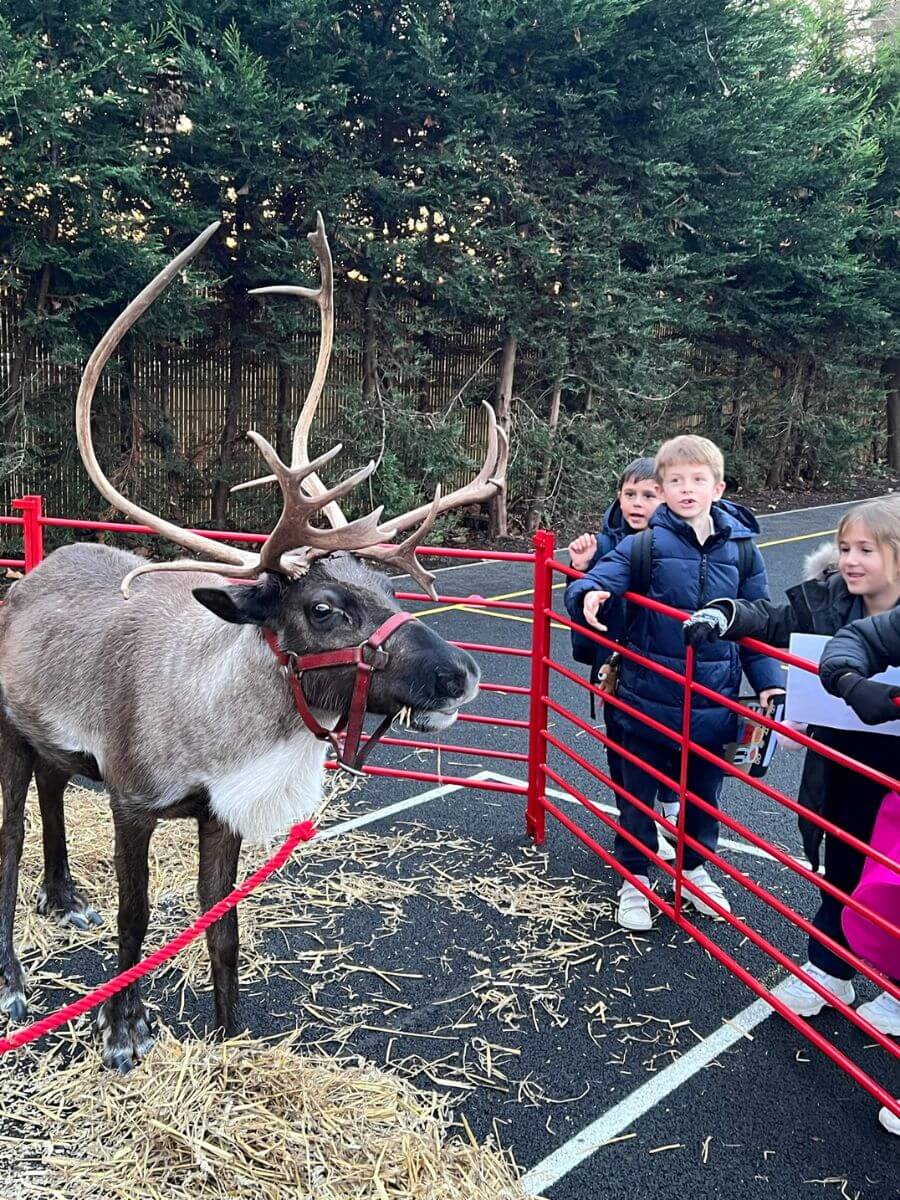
left=12, top=494, right=44, bottom=572
left=526, top=529, right=555, bottom=843
left=672, top=644, right=695, bottom=920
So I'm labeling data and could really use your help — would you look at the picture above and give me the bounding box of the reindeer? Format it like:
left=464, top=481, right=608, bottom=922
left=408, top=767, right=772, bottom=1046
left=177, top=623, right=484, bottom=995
left=0, top=216, right=507, bottom=1070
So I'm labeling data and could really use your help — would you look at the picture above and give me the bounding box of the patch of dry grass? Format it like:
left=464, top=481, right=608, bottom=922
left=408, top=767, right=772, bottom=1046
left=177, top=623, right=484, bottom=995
left=0, top=1031, right=535, bottom=1200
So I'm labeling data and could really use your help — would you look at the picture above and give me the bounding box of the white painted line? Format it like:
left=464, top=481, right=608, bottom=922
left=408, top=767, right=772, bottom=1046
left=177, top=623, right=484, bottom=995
left=521, top=993, right=777, bottom=1195
left=313, top=772, right=495, bottom=841
left=393, top=558, right=495, bottom=582
left=755, top=493, right=896, bottom=519
left=482, top=770, right=799, bottom=866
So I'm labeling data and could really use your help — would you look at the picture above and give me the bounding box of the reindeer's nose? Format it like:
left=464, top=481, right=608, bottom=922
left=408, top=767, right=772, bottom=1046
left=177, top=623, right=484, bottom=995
left=436, top=665, right=470, bottom=696
left=435, top=652, right=480, bottom=705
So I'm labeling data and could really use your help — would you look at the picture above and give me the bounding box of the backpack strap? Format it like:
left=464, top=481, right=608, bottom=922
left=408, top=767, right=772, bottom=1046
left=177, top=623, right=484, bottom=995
left=629, top=528, right=654, bottom=594
left=629, top=527, right=753, bottom=596
left=736, top=536, right=753, bottom=588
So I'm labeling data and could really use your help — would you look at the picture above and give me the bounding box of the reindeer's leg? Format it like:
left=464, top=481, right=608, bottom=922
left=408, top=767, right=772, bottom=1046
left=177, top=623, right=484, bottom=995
left=0, top=723, right=35, bottom=1022
left=97, top=799, right=156, bottom=1072
left=34, top=761, right=102, bottom=930
left=198, top=816, right=242, bottom=1038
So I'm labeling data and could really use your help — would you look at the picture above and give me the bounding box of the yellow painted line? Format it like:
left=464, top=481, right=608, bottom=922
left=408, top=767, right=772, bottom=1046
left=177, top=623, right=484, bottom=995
left=457, top=605, right=532, bottom=625
left=454, top=604, right=568, bottom=630
left=416, top=581, right=565, bottom=619
left=758, top=528, right=835, bottom=549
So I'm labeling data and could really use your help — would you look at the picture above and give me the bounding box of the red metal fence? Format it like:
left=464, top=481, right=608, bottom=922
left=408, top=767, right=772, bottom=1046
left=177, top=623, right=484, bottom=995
left=0, top=498, right=898, bottom=1127
left=529, top=530, right=900, bottom=1124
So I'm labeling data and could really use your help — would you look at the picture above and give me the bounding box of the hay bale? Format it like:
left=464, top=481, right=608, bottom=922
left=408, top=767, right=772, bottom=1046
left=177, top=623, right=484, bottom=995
left=0, top=1032, right=535, bottom=1200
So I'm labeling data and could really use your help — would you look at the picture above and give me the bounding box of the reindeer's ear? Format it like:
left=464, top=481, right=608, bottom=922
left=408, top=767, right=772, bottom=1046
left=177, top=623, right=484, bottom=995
left=193, top=578, right=283, bottom=626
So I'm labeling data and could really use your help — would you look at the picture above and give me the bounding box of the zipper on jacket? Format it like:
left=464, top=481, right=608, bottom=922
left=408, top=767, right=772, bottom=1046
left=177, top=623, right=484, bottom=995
left=698, top=551, right=709, bottom=604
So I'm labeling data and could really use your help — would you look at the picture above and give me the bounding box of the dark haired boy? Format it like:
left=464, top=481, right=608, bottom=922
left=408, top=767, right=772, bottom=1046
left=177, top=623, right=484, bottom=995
left=567, top=458, right=679, bottom=860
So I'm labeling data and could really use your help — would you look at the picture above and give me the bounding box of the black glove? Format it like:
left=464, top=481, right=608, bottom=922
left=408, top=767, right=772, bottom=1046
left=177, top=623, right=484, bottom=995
left=835, top=672, right=900, bottom=726
left=683, top=606, right=729, bottom=647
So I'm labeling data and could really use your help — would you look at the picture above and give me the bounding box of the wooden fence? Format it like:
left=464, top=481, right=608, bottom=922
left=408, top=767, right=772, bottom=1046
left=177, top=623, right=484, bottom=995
left=0, top=286, right=511, bottom=529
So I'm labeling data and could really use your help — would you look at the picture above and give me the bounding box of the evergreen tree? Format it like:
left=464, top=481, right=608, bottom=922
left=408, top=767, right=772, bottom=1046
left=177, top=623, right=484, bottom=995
left=1, top=0, right=896, bottom=537
left=0, top=2, right=202, bottom=501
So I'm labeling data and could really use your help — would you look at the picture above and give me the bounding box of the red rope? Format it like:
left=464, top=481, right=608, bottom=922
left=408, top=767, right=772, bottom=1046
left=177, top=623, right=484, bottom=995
left=0, top=819, right=316, bottom=1057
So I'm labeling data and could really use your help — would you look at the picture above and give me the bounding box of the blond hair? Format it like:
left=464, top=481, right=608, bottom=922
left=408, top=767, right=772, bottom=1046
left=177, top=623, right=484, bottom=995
left=837, top=497, right=900, bottom=580
left=654, top=435, right=725, bottom=484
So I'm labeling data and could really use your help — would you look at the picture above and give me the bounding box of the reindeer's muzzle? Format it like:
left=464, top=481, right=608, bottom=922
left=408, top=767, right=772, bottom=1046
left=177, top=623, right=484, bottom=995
left=264, top=612, right=479, bottom=771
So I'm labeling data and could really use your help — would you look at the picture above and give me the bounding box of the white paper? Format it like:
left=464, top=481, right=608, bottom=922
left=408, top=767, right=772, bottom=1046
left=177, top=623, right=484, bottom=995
left=785, top=633, right=900, bottom=737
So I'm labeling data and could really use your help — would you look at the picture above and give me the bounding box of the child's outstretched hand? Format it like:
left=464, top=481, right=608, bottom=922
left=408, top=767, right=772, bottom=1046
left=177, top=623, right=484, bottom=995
left=834, top=672, right=900, bottom=725
left=682, top=606, right=729, bottom=646
left=568, top=533, right=597, bottom=573
left=583, top=589, right=610, bottom=631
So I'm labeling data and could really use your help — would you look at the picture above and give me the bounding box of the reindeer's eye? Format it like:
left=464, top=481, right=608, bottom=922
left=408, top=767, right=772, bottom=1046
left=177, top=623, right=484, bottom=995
left=312, top=602, right=332, bottom=620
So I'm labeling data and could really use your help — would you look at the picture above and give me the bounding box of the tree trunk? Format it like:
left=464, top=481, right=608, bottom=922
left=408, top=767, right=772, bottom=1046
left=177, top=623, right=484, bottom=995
left=119, top=337, right=137, bottom=462
left=362, top=285, right=378, bottom=409
left=7, top=263, right=52, bottom=405
left=766, top=356, right=813, bottom=489
left=488, top=333, right=516, bottom=539
left=526, top=379, right=562, bottom=533
left=731, top=390, right=743, bottom=455
left=883, top=356, right=900, bottom=471
left=157, top=343, right=184, bottom=518
left=211, top=289, right=247, bottom=527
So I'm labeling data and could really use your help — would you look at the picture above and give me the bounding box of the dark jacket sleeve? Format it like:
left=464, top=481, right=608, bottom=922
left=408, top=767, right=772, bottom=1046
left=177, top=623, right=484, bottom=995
left=564, top=538, right=635, bottom=623
left=734, top=544, right=787, bottom=694
left=707, top=595, right=801, bottom=648
left=586, top=528, right=610, bottom=573
left=567, top=532, right=628, bottom=667
left=819, top=607, right=900, bottom=694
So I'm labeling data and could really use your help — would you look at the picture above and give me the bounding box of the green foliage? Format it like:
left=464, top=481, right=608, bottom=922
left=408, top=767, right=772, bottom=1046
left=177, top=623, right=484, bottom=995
left=1, top=0, right=898, bottom=541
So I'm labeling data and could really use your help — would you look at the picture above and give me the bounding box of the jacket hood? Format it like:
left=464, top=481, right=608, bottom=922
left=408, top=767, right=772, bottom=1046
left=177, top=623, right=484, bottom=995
left=803, top=541, right=839, bottom=582
left=602, top=498, right=625, bottom=537
left=716, top=499, right=762, bottom=536
left=651, top=499, right=759, bottom=541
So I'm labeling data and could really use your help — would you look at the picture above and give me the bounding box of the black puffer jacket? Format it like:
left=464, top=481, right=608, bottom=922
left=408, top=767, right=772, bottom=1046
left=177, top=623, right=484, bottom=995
left=820, top=606, right=900, bottom=690
left=711, top=544, right=867, bottom=869
left=711, top=542, right=858, bottom=644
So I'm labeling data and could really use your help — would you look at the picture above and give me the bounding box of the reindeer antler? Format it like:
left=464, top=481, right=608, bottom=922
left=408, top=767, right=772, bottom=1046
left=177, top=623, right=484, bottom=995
left=76, top=222, right=261, bottom=593
left=231, top=210, right=347, bottom=527
left=350, top=404, right=509, bottom=596
left=77, top=216, right=506, bottom=601
left=244, top=435, right=395, bottom=573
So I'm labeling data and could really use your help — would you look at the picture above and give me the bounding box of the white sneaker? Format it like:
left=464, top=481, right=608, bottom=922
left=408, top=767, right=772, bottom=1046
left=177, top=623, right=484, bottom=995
left=656, top=830, right=676, bottom=862
left=773, top=962, right=855, bottom=1018
left=856, top=990, right=900, bottom=1036
left=682, top=866, right=731, bottom=919
left=879, top=1103, right=900, bottom=1135
left=617, top=877, right=653, bottom=931
left=660, top=800, right=680, bottom=828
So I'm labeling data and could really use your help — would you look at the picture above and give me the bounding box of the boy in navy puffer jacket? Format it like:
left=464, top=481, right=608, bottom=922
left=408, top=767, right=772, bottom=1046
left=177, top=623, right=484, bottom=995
left=565, top=436, right=784, bottom=931
left=567, top=459, right=679, bottom=851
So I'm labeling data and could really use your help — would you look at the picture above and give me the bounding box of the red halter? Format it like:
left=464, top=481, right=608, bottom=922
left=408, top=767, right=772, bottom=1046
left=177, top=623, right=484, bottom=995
left=263, top=611, right=414, bottom=772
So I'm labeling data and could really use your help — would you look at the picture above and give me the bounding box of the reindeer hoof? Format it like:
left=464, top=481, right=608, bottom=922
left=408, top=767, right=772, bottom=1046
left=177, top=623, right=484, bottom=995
left=37, top=885, right=103, bottom=930
left=97, top=1003, right=155, bottom=1072
left=60, top=907, right=103, bottom=931
left=0, top=988, right=27, bottom=1023
left=107, top=1049, right=136, bottom=1075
